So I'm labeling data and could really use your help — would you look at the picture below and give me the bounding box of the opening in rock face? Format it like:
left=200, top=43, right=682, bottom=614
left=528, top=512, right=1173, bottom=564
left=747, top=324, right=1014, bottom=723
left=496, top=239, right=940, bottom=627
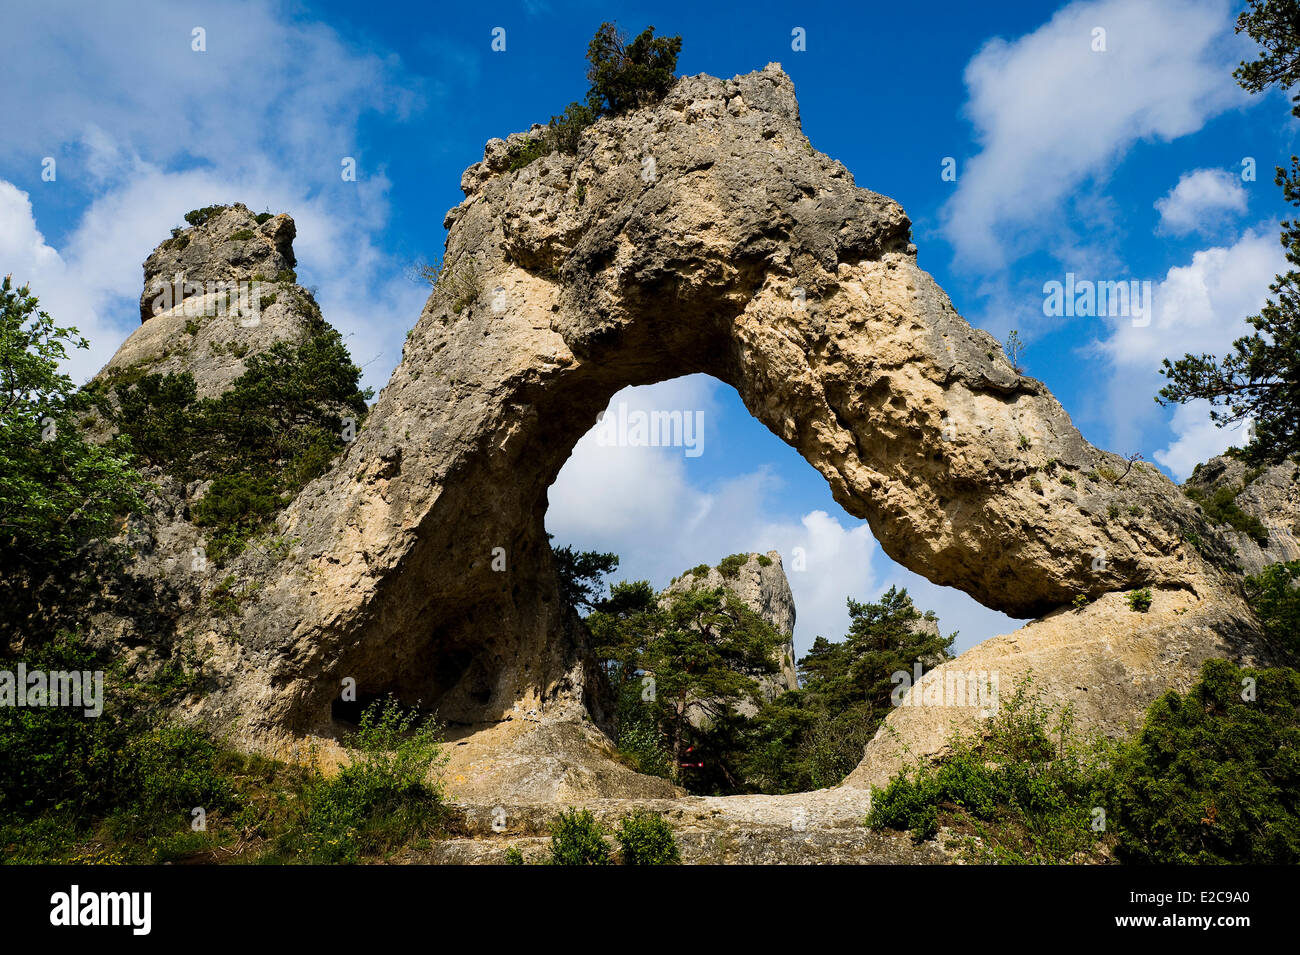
left=543, top=373, right=1021, bottom=664
left=206, top=65, right=1242, bottom=777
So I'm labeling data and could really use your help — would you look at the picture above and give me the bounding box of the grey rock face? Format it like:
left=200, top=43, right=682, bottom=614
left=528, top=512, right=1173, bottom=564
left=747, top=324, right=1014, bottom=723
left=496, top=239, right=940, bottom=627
left=138, top=203, right=295, bottom=324
left=665, top=551, right=799, bottom=695
left=1183, top=455, right=1300, bottom=577
left=102, top=205, right=315, bottom=401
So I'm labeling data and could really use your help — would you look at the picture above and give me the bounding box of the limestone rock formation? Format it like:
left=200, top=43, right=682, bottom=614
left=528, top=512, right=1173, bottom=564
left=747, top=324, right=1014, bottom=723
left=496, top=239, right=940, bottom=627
left=137, top=203, right=295, bottom=323
left=23, top=207, right=339, bottom=685
left=83, top=65, right=1271, bottom=799
left=1183, top=454, right=1300, bottom=577
left=664, top=551, right=799, bottom=696
left=104, top=205, right=312, bottom=400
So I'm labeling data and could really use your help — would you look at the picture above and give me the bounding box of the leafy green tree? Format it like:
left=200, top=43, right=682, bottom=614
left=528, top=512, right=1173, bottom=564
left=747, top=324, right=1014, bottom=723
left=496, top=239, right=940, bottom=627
left=1157, top=1, right=1300, bottom=465
left=585, top=22, right=683, bottom=116
left=1245, top=559, right=1300, bottom=660
left=501, top=23, right=682, bottom=169
left=641, top=587, right=782, bottom=781
left=1233, top=0, right=1300, bottom=108
left=585, top=580, right=673, bottom=777
left=741, top=587, right=954, bottom=792
left=548, top=534, right=619, bottom=613
left=1106, top=658, right=1300, bottom=864
left=0, top=276, right=142, bottom=568
left=588, top=579, right=783, bottom=789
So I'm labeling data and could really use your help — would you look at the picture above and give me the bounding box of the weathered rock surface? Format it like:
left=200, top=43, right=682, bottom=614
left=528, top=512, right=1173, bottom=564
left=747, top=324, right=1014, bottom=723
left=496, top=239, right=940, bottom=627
left=665, top=551, right=799, bottom=695
left=845, top=586, right=1260, bottom=791
left=1183, top=454, right=1300, bottom=577
left=137, top=203, right=295, bottom=325
left=83, top=65, right=1271, bottom=802
left=402, top=788, right=954, bottom=865
left=101, top=205, right=310, bottom=400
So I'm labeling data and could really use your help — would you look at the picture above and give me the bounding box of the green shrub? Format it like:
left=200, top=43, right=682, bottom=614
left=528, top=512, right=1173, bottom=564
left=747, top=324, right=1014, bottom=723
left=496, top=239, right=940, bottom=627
left=717, top=553, right=748, bottom=577
left=548, top=101, right=598, bottom=154
left=1105, top=659, right=1300, bottom=863
left=614, top=691, right=673, bottom=779
left=1244, top=560, right=1300, bottom=659
left=192, top=474, right=285, bottom=561
left=756, top=554, right=773, bottom=567
left=99, top=324, right=371, bottom=564
left=253, top=211, right=274, bottom=224
left=585, top=22, right=682, bottom=115
left=281, top=697, right=448, bottom=864
left=1126, top=588, right=1152, bottom=612
left=615, top=809, right=680, bottom=864
left=495, top=24, right=681, bottom=176
left=868, top=676, right=1110, bottom=863
left=505, top=846, right=525, bottom=865
left=506, top=136, right=549, bottom=171
left=1185, top=484, right=1270, bottom=545
left=228, top=229, right=255, bottom=241
left=546, top=809, right=611, bottom=865
left=0, top=635, right=231, bottom=859
left=184, top=205, right=227, bottom=227
left=435, top=264, right=480, bottom=314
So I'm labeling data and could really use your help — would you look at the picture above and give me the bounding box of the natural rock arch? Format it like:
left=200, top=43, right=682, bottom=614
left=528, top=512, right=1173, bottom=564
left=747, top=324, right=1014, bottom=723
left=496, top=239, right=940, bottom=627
left=192, top=65, right=1259, bottom=786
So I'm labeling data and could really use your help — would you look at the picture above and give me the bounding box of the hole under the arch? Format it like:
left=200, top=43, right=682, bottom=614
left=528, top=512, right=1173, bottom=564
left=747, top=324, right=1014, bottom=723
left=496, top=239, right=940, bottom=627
left=543, top=373, right=1026, bottom=793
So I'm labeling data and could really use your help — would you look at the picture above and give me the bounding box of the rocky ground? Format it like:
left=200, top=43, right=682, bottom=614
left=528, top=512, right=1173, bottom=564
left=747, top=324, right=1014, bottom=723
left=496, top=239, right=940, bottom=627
left=402, top=789, right=954, bottom=865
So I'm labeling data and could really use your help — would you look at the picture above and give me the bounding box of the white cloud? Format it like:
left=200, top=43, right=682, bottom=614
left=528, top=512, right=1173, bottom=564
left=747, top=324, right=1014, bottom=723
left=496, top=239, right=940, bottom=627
left=944, top=0, right=1246, bottom=269
left=1155, top=168, right=1248, bottom=235
left=1154, top=399, right=1250, bottom=479
left=1092, top=227, right=1284, bottom=460
left=548, top=377, right=1025, bottom=656
left=547, top=377, right=885, bottom=654
left=0, top=1, right=420, bottom=173
left=0, top=182, right=64, bottom=281
left=0, top=0, right=429, bottom=391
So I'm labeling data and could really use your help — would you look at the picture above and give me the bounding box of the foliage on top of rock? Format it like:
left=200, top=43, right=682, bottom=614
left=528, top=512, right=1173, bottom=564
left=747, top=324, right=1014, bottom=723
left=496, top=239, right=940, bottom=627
left=585, top=22, right=682, bottom=115
left=496, top=21, right=683, bottom=174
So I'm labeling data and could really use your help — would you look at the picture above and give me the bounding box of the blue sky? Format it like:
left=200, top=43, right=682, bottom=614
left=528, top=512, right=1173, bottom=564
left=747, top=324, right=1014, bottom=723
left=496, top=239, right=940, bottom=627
left=2, top=0, right=1293, bottom=655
